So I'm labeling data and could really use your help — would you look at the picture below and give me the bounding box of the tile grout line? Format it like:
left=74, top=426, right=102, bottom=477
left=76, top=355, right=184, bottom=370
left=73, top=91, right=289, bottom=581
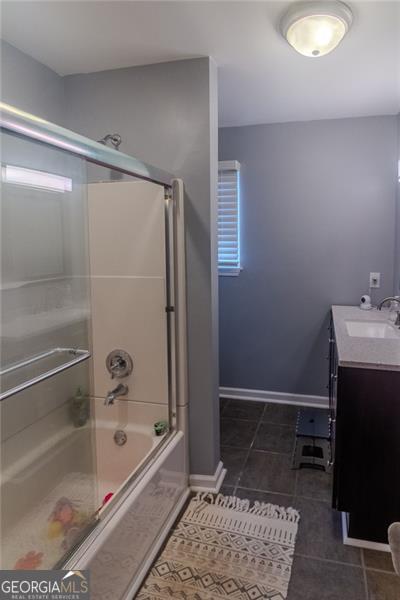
left=293, top=467, right=299, bottom=498
left=223, top=404, right=331, bottom=503
left=237, top=484, right=333, bottom=505
left=238, top=485, right=294, bottom=497
left=220, top=400, right=223, bottom=416
left=221, top=417, right=262, bottom=424
left=234, top=404, right=266, bottom=495
left=220, top=399, right=227, bottom=418
left=360, top=549, right=370, bottom=600
left=295, top=551, right=364, bottom=569
left=222, top=444, right=293, bottom=455
left=363, top=565, right=397, bottom=575
left=229, top=403, right=302, bottom=498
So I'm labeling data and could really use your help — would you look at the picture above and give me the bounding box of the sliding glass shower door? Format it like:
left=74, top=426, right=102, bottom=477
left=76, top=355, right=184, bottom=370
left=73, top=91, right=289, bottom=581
left=0, top=131, right=96, bottom=569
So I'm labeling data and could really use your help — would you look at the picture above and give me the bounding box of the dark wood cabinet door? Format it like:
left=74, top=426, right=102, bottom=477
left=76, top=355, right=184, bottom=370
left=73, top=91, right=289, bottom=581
left=333, top=365, right=400, bottom=540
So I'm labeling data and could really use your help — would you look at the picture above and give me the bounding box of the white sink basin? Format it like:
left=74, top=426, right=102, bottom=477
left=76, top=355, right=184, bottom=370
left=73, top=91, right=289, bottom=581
left=345, top=320, right=399, bottom=339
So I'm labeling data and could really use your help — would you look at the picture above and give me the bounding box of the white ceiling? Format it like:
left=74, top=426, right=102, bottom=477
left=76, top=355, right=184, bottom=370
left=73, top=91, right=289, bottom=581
left=1, top=0, right=399, bottom=126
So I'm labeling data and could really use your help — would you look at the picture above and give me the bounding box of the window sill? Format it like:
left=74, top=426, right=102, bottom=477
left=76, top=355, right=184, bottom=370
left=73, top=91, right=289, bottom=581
left=218, top=267, right=242, bottom=277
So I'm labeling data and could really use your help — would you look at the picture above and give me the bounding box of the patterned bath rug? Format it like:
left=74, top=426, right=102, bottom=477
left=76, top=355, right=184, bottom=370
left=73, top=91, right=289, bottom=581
left=136, top=492, right=300, bottom=600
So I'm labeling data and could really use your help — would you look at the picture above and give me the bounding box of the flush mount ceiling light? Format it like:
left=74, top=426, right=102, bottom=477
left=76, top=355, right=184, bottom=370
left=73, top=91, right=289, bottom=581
left=280, top=1, right=353, bottom=58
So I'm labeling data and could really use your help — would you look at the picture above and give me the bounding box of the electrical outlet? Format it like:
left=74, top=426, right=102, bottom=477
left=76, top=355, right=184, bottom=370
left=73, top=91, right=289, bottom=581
left=369, top=272, right=381, bottom=288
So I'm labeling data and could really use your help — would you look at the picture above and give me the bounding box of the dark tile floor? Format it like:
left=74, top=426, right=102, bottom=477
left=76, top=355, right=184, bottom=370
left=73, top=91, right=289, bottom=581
left=220, top=398, right=400, bottom=600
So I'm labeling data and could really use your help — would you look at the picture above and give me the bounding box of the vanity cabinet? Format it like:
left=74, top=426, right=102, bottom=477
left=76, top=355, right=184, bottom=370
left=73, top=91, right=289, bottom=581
left=329, top=313, right=400, bottom=544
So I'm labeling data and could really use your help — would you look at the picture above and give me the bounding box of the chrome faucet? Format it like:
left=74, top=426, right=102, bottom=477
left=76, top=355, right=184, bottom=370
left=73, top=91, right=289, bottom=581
left=377, top=296, right=400, bottom=327
left=105, top=383, right=128, bottom=405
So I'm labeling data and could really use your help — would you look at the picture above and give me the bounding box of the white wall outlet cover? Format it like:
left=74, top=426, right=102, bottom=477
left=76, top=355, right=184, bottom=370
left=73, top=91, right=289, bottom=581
left=369, top=272, right=381, bottom=288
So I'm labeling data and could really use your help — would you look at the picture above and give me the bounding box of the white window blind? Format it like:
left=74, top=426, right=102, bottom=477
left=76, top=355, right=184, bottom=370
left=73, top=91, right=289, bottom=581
left=218, top=160, right=241, bottom=275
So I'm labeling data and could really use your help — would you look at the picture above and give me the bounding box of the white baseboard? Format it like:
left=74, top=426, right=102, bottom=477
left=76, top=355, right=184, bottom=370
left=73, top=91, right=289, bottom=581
left=123, top=487, right=191, bottom=599
left=190, top=460, right=227, bottom=493
left=341, top=512, right=390, bottom=552
left=220, top=386, right=328, bottom=408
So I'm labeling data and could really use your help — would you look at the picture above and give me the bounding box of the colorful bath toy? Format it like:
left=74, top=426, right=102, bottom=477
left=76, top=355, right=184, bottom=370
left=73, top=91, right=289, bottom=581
left=102, top=492, right=114, bottom=505
left=47, top=497, right=88, bottom=547
left=14, top=551, right=43, bottom=570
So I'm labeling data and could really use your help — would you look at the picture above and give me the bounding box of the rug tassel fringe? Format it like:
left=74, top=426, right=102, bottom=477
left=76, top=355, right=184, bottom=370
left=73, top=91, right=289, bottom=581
left=194, top=492, right=300, bottom=524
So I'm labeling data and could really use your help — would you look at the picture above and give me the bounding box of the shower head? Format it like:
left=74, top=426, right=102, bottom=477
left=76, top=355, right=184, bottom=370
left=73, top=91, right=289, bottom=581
left=97, top=133, right=122, bottom=151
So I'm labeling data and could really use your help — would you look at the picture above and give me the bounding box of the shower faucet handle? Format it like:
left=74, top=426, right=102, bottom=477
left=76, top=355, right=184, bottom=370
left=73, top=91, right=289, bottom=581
left=110, top=356, right=125, bottom=372
left=106, top=349, right=133, bottom=379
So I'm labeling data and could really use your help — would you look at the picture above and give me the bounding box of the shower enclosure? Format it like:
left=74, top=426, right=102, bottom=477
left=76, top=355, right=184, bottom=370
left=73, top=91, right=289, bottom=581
left=0, top=103, right=188, bottom=597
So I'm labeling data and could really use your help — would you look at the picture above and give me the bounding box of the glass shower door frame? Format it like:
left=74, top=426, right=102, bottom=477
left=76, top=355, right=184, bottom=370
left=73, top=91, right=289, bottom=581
left=0, top=102, right=183, bottom=568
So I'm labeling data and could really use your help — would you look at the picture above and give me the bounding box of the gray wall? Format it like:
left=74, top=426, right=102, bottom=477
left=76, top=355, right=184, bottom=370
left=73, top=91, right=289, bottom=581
left=0, top=40, right=64, bottom=123
left=63, top=58, right=220, bottom=476
left=219, top=116, right=398, bottom=397
left=395, top=114, right=400, bottom=294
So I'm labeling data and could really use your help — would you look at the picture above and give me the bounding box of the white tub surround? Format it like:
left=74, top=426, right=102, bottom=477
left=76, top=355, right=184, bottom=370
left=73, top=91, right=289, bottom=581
left=332, top=305, right=400, bottom=370
left=88, top=181, right=169, bottom=406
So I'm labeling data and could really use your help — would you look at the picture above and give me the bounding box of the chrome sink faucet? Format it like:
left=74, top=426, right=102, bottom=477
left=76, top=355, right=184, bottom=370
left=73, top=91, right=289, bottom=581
left=377, top=296, right=400, bottom=327
left=105, top=383, right=128, bottom=405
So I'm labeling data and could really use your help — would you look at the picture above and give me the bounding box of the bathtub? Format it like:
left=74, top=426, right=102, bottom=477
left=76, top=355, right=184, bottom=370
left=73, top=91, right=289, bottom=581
left=67, top=429, right=188, bottom=600
left=0, top=398, right=186, bottom=577
left=44, top=396, right=187, bottom=600
left=92, top=400, right=170, bottom=511
left=1, top=421, right=96, bottom=570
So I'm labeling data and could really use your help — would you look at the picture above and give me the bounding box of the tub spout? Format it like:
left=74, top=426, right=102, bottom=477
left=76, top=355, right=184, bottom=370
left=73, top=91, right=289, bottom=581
left=105, top=383, right=128, bottom=405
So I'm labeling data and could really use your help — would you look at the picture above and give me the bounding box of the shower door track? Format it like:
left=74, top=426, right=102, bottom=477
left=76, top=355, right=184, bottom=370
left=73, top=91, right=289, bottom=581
left=0, top=102, right=175, bottom=187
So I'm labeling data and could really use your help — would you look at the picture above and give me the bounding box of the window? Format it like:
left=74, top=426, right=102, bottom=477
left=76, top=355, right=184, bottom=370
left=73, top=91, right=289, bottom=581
left=218, top=160, right=241, bottom=275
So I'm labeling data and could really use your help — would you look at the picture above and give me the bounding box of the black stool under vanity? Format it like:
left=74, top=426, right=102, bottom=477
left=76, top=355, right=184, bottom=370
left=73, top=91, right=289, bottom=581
left=292, top=407, right=332, bottom=472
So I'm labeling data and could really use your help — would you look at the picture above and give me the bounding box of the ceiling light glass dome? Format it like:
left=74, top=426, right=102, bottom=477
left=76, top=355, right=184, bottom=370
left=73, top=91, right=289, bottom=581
left=280, top=1, right=353, bottom=57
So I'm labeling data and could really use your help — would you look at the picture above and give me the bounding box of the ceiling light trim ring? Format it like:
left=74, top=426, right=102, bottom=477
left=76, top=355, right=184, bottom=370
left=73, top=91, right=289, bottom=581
left=280, top=1, right=353, bottom=36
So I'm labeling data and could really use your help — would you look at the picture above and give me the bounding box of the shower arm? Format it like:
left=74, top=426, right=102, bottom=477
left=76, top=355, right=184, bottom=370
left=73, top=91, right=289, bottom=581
left=97, top=133, right=122, bottom=151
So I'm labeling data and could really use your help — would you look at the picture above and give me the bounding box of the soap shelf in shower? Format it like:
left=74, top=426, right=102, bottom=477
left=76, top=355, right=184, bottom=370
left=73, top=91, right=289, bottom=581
left=0, top=347, right=91, bottom=401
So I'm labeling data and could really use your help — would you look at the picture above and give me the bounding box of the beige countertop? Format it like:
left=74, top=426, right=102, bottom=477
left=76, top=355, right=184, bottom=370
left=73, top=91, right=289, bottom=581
left=332, top=305, right=400, bottom=371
